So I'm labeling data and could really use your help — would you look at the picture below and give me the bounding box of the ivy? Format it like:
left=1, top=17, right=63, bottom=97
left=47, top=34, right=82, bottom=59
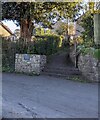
left=93, top=49, right=100, bottom=60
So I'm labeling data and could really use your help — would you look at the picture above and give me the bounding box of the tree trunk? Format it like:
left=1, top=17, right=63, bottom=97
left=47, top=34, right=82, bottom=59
left=20, top=19, right=33, bottom=42
left=94, top=2, right=100, bottom=46
left=94, top=13, right=100, bottom=45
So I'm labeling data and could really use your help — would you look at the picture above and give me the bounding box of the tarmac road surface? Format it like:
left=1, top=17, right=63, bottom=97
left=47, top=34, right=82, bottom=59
left=2, top=73, right=98, bottom=118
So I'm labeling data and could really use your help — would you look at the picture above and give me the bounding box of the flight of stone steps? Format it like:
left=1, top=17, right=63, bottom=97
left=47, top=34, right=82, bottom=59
left=41, top=50, right=82, bottom=80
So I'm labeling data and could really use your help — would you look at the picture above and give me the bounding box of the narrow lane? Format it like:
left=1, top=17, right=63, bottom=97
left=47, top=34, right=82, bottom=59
left=2, top=73, right=98, bottom=118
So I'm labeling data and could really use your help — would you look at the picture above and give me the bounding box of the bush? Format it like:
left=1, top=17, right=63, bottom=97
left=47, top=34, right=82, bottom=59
left=2, top=35, right=62, bottom=72
left=2, top=38, right=16, bottom=71
left=70, top=36, right=84, bottom=45
left=77, top=44, right=100, bottom=60
left=15, top=35, right=61, bottom=55
left=33, top=34, right=61, bottom=55
left=93, top=49, right=100, bottom=60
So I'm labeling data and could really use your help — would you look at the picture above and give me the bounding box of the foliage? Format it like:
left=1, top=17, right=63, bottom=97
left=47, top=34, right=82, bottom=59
left=75, top=13, right=95, bottom=59
left=79, top=13, right=94, bottom=42
left=2, top=38, right=16, bottom=72
left=93, top=49, right=100, bottom=60
left=7, top=35, right=61, bottom=55
left=52, top=21, right=68, bottom=35
left=33, top=35, right=61, bottom=55
left=70, top=36, right=83, bottom=45
left=2, top=2, right=82, bottom=41
left=15, top=38, right=31, bottom=54
left=77, top=43, right=100, bottom=60
left=2, top=2, right=81, bottom=25
left=33, top=27, right=52, bottom=36
left=77, top=46, right=93, bottom=55
left=2, top=35, right=62, bottom=72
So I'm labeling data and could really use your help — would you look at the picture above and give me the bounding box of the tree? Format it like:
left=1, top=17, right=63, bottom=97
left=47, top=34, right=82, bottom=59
left=88, top=1, right=100, bottom=46
left=2, top=2, right=81, bottom=41
left=79, top=13, right=94, bottom=40
left=52, top=21, right=68, bottom=35
left=94, top=2, right=100, bottom=46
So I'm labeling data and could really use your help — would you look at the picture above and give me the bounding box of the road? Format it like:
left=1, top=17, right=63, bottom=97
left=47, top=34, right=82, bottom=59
left=2, top=73, right=98, bottom=118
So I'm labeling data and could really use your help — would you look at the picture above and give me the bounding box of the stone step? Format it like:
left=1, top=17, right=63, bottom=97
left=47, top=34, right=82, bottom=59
left=43, top=66, right=81, bottom=75
left=43, top=68, right=81, bottom=75
left=44, top=66, right=79, bottom=72
left=41, top=50, right=81, bottom=79
left=41, top=71, right=81, bottom=79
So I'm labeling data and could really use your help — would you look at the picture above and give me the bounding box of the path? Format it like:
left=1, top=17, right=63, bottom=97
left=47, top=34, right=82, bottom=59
left=42, top=51, right=81, bottom=79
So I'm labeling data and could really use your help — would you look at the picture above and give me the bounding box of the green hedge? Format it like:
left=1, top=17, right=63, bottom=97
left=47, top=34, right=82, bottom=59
left=2, top=38, right=16, bottom=71
left=2, top=35, right=61, bottom=71
left=15, top=35, right=61, bottom=55
left=33, top=35, right=61, bottom=55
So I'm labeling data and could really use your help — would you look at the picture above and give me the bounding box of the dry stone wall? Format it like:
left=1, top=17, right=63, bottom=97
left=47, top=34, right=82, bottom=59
left=78, top=54, right=99, bottom=82
left=70, top=48, right=100, bottom=82
left=15, top=54, right=46, bottom=75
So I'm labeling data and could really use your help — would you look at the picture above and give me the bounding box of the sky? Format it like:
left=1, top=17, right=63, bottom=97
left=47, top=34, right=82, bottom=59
left=2, top=20, right=20, bottom=33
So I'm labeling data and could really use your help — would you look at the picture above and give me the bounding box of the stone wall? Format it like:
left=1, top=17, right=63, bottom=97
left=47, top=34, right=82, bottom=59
left=15, top=54, right=46, bottom=75
left=78, top=54, right=99, bottom=82
left=70, top=48, right=100, bottom=82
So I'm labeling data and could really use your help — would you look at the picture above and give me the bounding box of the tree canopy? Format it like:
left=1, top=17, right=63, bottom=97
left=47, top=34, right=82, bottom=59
left=52, top=21, right=68, bottom=35
left=79, top=13, right=94, bottom=40
left=2, top=2, right=82, bottom=41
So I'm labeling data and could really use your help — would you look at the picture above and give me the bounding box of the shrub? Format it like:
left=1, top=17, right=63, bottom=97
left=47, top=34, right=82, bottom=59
left=77, top=44, right=100, bottom=60
left=33, top=34, right=61, bottom=55
left=2, top=35, right=62, bottom=72
left=15, top=35, right=61, bottom=55
left=93, top=49, right=100, bottom=60
left=70, top=36, right=84, bottom=45
left=2, top=38, right=16, bottom=71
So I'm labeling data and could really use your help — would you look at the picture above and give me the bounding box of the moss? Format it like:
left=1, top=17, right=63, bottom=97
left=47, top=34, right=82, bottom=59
left=2, top=66, right=14, bottom=72
left=67, top=76, right=93, bottom=83
left=93, top=49, right=100, bottom=60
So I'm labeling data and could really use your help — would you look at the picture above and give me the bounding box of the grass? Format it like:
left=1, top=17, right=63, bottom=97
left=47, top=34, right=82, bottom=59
left=66, top=75, right=92, bottom=83
left=2, top=66, right=15, bottom=73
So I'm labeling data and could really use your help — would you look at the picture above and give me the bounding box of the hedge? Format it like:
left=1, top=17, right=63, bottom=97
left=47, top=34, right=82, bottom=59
left=2, top=35, right=62, bottom=71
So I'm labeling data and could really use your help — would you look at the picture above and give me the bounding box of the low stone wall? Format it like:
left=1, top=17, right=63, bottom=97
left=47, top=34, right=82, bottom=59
left=70, top=48, right=100, bottom=82
left=15, top=54, right=46, bottom=75
left=78, top=54, right=99, bottom=82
